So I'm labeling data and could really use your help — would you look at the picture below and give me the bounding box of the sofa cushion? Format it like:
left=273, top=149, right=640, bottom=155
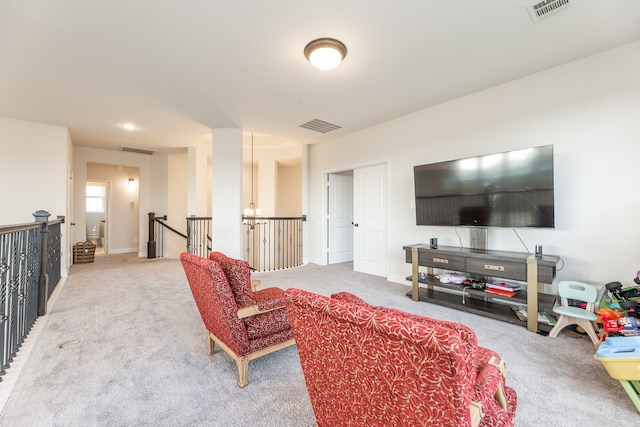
left=209, top=252, right=256, bottom=308
left=244, top=308, right=292, bottom=340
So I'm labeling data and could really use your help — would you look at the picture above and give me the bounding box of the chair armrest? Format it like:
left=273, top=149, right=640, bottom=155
left=237, top=287, right=286, bottom=319
left=251, top=279, right=261, bottom=292
left=237, top=304, right=282, bottom=319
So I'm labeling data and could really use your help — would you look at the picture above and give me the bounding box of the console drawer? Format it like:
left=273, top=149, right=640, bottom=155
left=466, top=258, right=526, bottom=281
left=418, top=252, right=466, bottom=272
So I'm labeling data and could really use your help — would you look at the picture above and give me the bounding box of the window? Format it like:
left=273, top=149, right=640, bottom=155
left=86, top=185, right=105, bottom=213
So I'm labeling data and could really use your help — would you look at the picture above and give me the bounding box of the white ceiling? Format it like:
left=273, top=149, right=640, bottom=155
left=1, top=1, right=640, bottom=152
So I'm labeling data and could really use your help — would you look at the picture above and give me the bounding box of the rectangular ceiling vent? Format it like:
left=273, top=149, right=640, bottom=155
left=120, top=146, right=154, bottom=155
left=299, top=119, right=342, bottom=134
left=527, top=0, right=572, bottom=24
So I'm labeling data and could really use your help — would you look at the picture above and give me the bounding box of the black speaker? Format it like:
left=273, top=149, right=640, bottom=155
left=430, top=238, right=438, bottom=249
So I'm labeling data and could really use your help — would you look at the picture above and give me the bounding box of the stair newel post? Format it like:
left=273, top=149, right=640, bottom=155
left=33, top=210, right=50, bottom=316
left=147, top=212, right=157, bottom=259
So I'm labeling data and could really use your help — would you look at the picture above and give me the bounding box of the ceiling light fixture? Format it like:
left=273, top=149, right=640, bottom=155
left=304, top=38, right=347, bottom=71
left=121, top=123, right=138, bottom=131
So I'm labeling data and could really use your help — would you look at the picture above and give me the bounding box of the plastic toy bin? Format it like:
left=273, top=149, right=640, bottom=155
left=594, top=336, right=640, bottom=412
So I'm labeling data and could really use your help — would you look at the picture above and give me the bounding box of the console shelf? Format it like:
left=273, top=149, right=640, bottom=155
left=403, top=244, right=559, bottom=332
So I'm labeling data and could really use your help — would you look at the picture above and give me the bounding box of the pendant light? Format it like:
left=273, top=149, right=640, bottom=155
left=244, top=133, right=260, bottom=217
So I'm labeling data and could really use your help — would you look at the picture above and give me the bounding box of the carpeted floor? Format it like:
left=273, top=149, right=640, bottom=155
left=0, top=253, right=636, bottom=426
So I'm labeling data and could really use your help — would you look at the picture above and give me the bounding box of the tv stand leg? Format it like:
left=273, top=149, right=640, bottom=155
left=526, top=255, right=540, bottom=333
left=411, top=247, right=419, bottom=301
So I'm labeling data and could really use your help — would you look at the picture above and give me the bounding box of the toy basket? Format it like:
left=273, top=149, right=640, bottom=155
left=73, top=241, right=96, bottom=264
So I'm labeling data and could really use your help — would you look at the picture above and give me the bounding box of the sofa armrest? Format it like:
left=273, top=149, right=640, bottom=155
left=469, top=401, right=484, bottom=427
left=330, top=291, right=368, bottom=305
left=471, top=356, right=509, bottom=423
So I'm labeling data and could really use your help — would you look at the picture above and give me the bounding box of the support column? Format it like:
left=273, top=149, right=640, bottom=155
left=187, top=137, right=210, bottom=217
left=212, top=128, right=243, bottom=258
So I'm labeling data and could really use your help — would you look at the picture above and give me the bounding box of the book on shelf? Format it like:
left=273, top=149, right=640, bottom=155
left=485, top=288, right=516, bottom=297
left=485, top=282, right=522, bottom=292
left=511, top=306, right=556, bottom=325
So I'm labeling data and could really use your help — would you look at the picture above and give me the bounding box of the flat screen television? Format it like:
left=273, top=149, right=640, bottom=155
left=414, top=145, right=554, bottom=228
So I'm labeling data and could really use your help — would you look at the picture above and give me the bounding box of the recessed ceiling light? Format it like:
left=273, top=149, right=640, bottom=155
left=121, top=123, right=138, bottom=131
left=304, top=38, right=347, bottom=71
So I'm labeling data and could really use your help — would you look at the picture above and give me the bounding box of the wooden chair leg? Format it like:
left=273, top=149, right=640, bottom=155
left=208, top=331, right=216, bottom=355
left=236, top=356, right=249, bottom=388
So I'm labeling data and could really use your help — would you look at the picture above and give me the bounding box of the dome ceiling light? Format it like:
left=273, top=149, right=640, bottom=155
left=304, top=38, right=347, bottom=71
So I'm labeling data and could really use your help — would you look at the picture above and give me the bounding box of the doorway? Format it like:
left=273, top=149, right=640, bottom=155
left=326, top=163, right=387, bottom=277
left=86, top=181, right=108, bottom=254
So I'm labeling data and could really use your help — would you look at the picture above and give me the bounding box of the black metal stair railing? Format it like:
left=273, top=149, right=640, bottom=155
left=0, top=210, right=63, bottom=380
left=242, top=215, right=305, bottom=272
left=186, top=216, right=212, bottom=259
left=147, top=213, right=210, bottom=259
left=147, top=213, right=189, bottom=259
left=147, top=212, right=303, bottom=270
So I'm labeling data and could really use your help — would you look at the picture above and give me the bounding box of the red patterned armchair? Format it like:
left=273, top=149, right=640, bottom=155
left=180, top=252, right=295, bottom=387
left=285, top=288, right=517, bottom=427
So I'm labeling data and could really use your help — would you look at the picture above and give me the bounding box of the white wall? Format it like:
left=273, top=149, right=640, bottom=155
left=73, top=146, right=152, bottom=256
left=86, top=163, right=140, bottom=253
left=307, top=41, right=640, bottom=289
left=0, top=116, right=71, bottom=275
left=75, top=147, right=190, bottom=258
left=276, top=163, right=302, bottom=216
left=242, top=141, right=302, bottom=217
left=0, top=117, right=69, bottom=224
left=167, top=155, right=188, bottom=256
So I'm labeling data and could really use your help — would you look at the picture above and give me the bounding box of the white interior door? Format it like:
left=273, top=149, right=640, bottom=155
left=353, top=164, right=387, bottom=277
left=328, top=173, right=353, bottom=264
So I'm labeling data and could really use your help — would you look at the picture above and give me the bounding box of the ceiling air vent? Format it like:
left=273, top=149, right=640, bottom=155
left=299, top=119, right=342, bottom=134
left=527, top=0, right=572, bottom=24
left=120, top=146, right=154, bottom=155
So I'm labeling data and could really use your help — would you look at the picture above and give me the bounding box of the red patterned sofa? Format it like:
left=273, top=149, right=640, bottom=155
left=180, top=252, right=295, bottom=387
left=285, top=288, right=517, bottom=427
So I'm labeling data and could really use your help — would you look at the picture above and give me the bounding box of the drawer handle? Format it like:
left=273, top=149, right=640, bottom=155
left=433, top=258, right=449, bottom=264
left=484, top=264, right=505, bottom=271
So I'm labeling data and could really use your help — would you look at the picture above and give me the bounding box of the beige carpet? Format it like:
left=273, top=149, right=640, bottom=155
left=0, top=253, right=636, bottom=426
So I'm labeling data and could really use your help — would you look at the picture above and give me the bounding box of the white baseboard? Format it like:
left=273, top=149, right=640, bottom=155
left=108, top=248, right=138, bottom=254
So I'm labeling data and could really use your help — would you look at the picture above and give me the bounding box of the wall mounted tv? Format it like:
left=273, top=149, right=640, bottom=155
left=414, top=145, right=554, bottom=228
